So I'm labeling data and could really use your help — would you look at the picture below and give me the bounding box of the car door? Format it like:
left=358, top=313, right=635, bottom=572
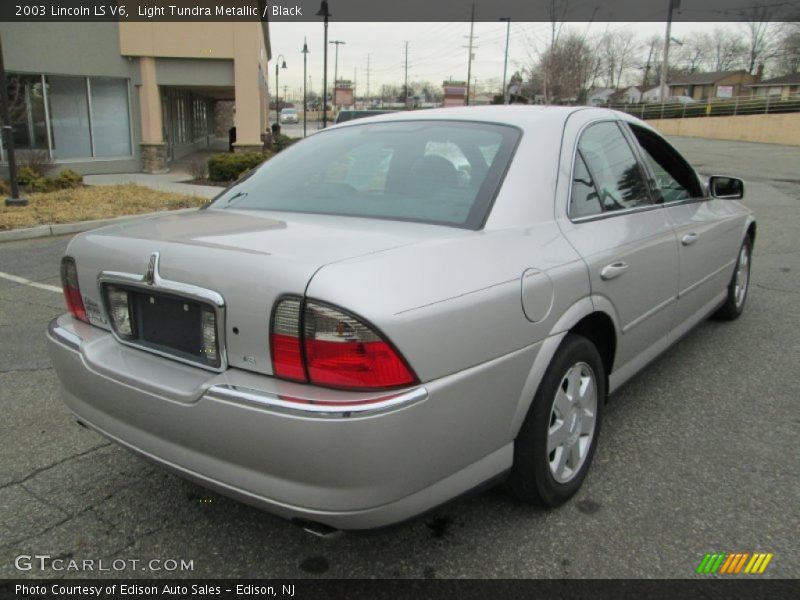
left=623, top=122, right=745, bottom=337
left=557, top=118, right=679, bottom=388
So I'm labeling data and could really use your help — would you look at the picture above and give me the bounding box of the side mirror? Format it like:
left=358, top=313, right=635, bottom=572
left=708, top=176, right=744, bottom=200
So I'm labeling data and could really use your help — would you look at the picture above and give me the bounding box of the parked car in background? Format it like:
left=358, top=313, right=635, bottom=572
left=667, top=95, right=697, bottom=104
left=48, top=106, right=754, bottom=531
left=279, top=107, right=299, bottom=124
left=335, top=109, right=395, bottom=124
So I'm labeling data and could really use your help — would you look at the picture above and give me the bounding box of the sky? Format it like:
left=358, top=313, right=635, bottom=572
left=268, top=21, right=727, bottom=100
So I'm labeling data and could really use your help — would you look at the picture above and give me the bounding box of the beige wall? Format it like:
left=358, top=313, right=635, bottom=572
left=120, top=22, right=240, bottom=59
left=647, top=113, right=800, bottom=146
left=138, top=57, right=162, bottom=144
left=121, top=22, right=270, bottom=148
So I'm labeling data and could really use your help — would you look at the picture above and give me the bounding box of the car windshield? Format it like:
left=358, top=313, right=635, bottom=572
left=210, top=120, right=520, bottom=229
left=282, top=109, right=296, bottom=114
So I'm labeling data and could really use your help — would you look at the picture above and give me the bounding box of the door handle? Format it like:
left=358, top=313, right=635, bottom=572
left=600, top=262, right=629, bottom=281
left=681, top=233, right=699, bottom=246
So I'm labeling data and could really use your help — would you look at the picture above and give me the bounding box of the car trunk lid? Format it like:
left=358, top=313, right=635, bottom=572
left=67, top=208, right=458, bottom=376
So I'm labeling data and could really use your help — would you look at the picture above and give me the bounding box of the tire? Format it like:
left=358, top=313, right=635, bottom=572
left=506, top=334, right=605, bottom=507
left=714, top=236, right=752, bottom=321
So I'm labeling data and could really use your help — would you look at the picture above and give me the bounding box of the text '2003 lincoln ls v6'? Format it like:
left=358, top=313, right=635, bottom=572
left=47, top=106, right=755, bottom=530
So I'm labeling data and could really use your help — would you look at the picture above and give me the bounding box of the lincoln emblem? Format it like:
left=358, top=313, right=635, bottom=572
left=144, top=252, right=159, bottom=285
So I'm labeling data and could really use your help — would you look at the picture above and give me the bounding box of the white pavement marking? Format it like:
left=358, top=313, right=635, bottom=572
left=0, top=271, right=62, bottom=293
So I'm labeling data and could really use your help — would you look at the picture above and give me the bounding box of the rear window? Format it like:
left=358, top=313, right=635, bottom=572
left=211, top=120, right=520, bottom=229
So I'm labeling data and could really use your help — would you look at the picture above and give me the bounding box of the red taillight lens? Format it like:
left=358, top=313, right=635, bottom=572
left=270, top=298, right=417, bottom=390
left=60, top=256, right=87, bottom=322
left=303, top=302, right=415, bottom=389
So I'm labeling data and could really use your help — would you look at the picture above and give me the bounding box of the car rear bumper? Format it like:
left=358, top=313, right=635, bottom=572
left=47, top=315, right=537, bottom=529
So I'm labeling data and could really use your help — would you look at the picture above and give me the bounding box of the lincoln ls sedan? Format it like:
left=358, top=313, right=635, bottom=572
left=47, top=106, right=755, bottom=530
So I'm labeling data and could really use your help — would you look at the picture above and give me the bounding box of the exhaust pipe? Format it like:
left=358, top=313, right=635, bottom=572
left=293, top=519, right=340, bottom=538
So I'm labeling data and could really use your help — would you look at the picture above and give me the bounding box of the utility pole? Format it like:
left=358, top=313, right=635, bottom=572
left=403, top=41, right=410, bottom=109
left=659, top=0, right=678, bottom=106
left=0, top=32, right=26, bottom=206
left=315, top=1, right=330, bottom=128
left=354, top=66, right=357, bottom=107
left=330, top=39, right=345, bottom=109
left=464, top=2, right=476, bottom=106
left=366, top=54, right=371, bottom=106
left=302, top=37, right=309, bottom=137
left=500, top=17, right=511, bottom=104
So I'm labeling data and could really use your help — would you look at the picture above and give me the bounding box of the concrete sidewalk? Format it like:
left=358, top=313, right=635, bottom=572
left=84, top=169, right=221, bottom=199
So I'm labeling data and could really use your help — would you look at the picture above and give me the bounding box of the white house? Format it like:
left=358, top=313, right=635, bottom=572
left=612, top=86, right=643, bottom=104
left=586, top=88, right=616, bottom=106
left=641, top=86, right=663, bottom=102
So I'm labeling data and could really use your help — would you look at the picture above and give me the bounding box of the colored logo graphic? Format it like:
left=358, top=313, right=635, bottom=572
left=697, top=552, right=774, bottom=575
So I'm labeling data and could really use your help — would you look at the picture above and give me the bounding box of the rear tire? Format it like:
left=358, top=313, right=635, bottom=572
left=506, top=334, right=605, bottom=507
left=714, top=236, right=752, bottom=321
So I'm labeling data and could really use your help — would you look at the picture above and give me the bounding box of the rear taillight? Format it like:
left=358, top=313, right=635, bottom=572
left=270, top=298, right=417, bottom=390
left=60, top=256, right=87, bottom=322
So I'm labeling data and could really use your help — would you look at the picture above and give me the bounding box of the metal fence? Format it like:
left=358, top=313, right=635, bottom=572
left=608, top=93, right=800, bottom=120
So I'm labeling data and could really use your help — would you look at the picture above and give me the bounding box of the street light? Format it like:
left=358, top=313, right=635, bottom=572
left=500, top=17, right=511, bottom=105
left=274, top=54, right=287, bottom=129
left=302, top=38, right=309, bottom=138
left=315, top=1, right=330, bottom=128
left=0, top=32, right=27, bottom=207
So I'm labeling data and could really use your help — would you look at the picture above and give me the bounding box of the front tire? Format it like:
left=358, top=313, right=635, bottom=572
left=506, top=334, right=605, bottom=507
left=714, top=236, right=752, bottom=321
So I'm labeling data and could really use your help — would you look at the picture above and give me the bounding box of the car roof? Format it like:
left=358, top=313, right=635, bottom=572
left=327, top=105, right=634, bottom=131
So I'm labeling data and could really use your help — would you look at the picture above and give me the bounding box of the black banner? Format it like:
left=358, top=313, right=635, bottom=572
left=2, top=579, right=800, bottom=600
left=1, top=0, right=799, bottom=22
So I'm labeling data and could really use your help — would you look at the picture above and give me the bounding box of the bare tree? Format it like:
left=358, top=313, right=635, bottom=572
left=776, top=25, right=800, bottom=74
left=741, top=5, right=778, bottom=74
left=673, top=32, right=711, bottom=74
left=638, top=35, right=662, bottom=89
left=600, top=29, right=639, bottom=88
left=534, top=29, right=601, bottom=104
left=710, top=28, right=748, bottom=71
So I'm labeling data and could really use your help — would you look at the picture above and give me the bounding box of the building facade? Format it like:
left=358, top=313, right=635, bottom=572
left=667, top=71, right=755, bottom=101
left=748, top=74, right=800, bottom=99
left=0, top=21, right=270, bottom=175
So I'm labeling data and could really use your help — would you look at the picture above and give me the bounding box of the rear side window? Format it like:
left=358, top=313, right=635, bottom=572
left=570, top=153, right=602, bottom=218
left=570, top=121, right=652, bottom=218
left=211, top=121, right=520, bottom=229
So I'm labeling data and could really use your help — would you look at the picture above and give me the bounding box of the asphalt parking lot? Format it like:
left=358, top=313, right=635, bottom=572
left=0, top=137, right=798, bottom=579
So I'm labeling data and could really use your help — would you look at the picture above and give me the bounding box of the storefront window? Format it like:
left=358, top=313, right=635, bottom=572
left=90, top=78, right=132, bottom=157
left=3, top=73, right=133, bottom=161
left=47, top=75, right=92, bottom=158
left=4, top=74, right=48, bottom=151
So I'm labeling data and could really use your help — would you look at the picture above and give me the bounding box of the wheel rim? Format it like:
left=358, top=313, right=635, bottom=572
left=734, top=244, right=750, bottom=308
left=547, top=362, right=598, bottom=484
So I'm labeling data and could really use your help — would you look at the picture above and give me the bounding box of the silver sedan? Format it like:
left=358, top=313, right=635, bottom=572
left=47, top=106, right=754, bottom=530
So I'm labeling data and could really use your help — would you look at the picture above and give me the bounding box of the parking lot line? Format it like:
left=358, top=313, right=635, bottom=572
left=0, top=270, right=62, bottom=293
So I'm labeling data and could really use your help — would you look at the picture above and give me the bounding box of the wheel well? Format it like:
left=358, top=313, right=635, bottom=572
left=570, top=312, right=616, bottom=378
left=747, top=222, right=756, bottom=246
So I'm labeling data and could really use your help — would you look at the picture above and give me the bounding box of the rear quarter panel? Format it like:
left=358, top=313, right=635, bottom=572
left=305, top=223, right=589, bottom=383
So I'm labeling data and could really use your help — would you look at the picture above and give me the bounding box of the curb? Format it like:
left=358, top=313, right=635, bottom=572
left=0, top=208, right=198, bottom=243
